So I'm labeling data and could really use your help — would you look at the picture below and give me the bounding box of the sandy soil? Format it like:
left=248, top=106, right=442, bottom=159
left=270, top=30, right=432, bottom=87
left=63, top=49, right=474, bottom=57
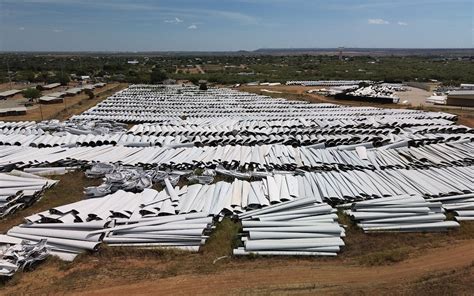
left=0, top=82, right=36, bottom=92
left=396, top=87, right=432, bottom=107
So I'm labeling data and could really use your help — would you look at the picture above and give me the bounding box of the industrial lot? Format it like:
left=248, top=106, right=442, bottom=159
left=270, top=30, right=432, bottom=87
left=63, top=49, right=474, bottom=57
left=2, top=0, right=474, bottom=291
left=0, top=75, right=473, bottom=294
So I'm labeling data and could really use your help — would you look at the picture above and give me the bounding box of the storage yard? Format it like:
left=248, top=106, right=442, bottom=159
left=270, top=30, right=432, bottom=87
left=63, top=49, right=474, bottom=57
left=0, top=83, right=126, bottom=122
left=0, top=84, right=473, bottom=294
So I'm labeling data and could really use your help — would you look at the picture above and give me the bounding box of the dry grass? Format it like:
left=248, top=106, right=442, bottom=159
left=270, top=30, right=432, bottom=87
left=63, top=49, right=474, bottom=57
left=357, top=248, right=410, bottom=266
left=399, top=261, right=474, bottom=296
left=200, top=218, right=241, bottom=258
left=338, top=211, right=474, bottom=264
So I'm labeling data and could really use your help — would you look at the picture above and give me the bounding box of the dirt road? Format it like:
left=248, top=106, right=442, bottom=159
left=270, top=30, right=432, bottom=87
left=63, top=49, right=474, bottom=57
left=80, top=240, right=474, bottom=295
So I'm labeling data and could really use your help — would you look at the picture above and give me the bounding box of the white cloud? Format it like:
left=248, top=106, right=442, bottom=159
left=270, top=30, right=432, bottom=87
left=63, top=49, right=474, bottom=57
left=53, top=29, right=63, bottom=33
left=18, top=27, right=25, bottom=30
left=368, top=18, right=390, bottom=25
left=165, top=17, right=183, bottom=23
left=397, top=21, right=408, bottom=26
left=187, top=24, right=197, bottom=30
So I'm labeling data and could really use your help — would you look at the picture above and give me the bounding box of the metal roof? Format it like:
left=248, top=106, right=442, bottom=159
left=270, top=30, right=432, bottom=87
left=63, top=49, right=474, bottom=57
left=39, top=96, right=63, bottom=102
left=448, top=90, right=474, bottom=96
left=0, top=89, right=22, bottom=97
left=41, top=83, right=61, bottom=90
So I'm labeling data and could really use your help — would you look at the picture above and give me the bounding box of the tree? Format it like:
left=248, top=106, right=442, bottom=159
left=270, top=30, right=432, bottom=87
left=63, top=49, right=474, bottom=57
left=150, top=67, right=168, bottom=84
left=84, top=89, right=94, bottom=99
left=57, top=73, right=70, bottom=85
left=16, top=70, right=36, bottom=82
left=199, top=81, right=208, bottom=91
left=35, top=71, right=50, bottom=83
left=22, top=88, right=41, bottom=101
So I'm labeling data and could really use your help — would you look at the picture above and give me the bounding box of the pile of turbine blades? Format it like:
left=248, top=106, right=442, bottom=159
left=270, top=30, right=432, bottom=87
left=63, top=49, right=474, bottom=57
left=286, top=80, right=371, bottom=86
left=234, top=199, right=345, bottom=256
left=23, top=167, right=78, bottom=176
left=2, top=169, right=470, bottom=261
left=0, top=171, right=58, bottom=218
left=428, top=193, right=474, bottom=221
left=102, top=213, right=213, bottom=250
left=84, top=163, right=188, bottom=197
left=1, top=124, right=471, bottom=148
left=345, top=195, right=460, bottom=232
left=84, top=166, right=155, bottom=198
left=0, top=238, right=49, bottom=277
left=5, top=189, right=215, bottom=261
left=71, top=85, right=457, bottom=122
left=297, top=167, right=473, bottom=202
left=1, top=84, right=473, bottom=263
left=1, top=85, right=468, bottom=151
left=0, top=142, right=472, bottom=172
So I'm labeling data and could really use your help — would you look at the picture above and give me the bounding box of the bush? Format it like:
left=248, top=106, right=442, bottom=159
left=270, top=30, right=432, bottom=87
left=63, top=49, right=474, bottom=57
left=84, top=89, right=94, bottom=99
left=150, top=67, right=168, bottom=84
left=22, top=88, right=41, bottom=101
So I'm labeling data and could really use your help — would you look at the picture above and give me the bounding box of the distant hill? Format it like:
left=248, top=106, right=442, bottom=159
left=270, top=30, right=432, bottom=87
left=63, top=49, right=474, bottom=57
left=1, top=48, right=472, bottom=57
left=253, top=48, right=474, bottom=57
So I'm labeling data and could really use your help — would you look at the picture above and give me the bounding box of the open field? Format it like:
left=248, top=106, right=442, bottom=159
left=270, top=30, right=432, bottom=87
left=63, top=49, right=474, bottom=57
left=0, top=83, right=128, bottom=121
left=1, top=173, right=473, bottom=295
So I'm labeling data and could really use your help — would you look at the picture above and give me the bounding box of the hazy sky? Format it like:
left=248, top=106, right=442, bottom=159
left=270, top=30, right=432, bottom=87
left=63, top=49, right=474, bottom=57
left=0, top=0, right=473, bottom=51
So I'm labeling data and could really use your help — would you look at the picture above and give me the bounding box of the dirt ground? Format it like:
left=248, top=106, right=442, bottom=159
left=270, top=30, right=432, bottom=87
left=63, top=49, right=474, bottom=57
left=80, top=240, right=474, bottom=296
left=176, top=66, right=204, bottom=74
left=0, top=83, right=127, bottom=122
left=395, top=87, right=432, bottom=106
left=0, top=82, right=37, bottom=92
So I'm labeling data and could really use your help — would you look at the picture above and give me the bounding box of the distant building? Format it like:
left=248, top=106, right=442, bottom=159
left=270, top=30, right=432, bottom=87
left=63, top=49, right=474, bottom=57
left=37, top=83, right=61, bottom=91
left=82, top=84, right=96, bottom=90
left=460, top=84, right=474, bottom=90
left=447, top=90, right=474, bottom=107
left=162, top=79, right=177, bottom=85
left=65, top=88, right=82, bottom=96
left=39, top=96, right=64, bottom=104
left=0, top=89, right=22, bottom=100
left=237, top=72, right=255, bottom=76
left=128, top=60, right=139, bottom=65
left=94, top=82, right=106, bottom=88
left=47, top=91, right=67, bottom=98
left=0, top=106, right=27, bottom=116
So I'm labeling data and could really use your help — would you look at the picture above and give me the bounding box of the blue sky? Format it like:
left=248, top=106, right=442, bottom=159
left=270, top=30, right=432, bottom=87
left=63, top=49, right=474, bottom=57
left=0, top=0, right=472, bottom=51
